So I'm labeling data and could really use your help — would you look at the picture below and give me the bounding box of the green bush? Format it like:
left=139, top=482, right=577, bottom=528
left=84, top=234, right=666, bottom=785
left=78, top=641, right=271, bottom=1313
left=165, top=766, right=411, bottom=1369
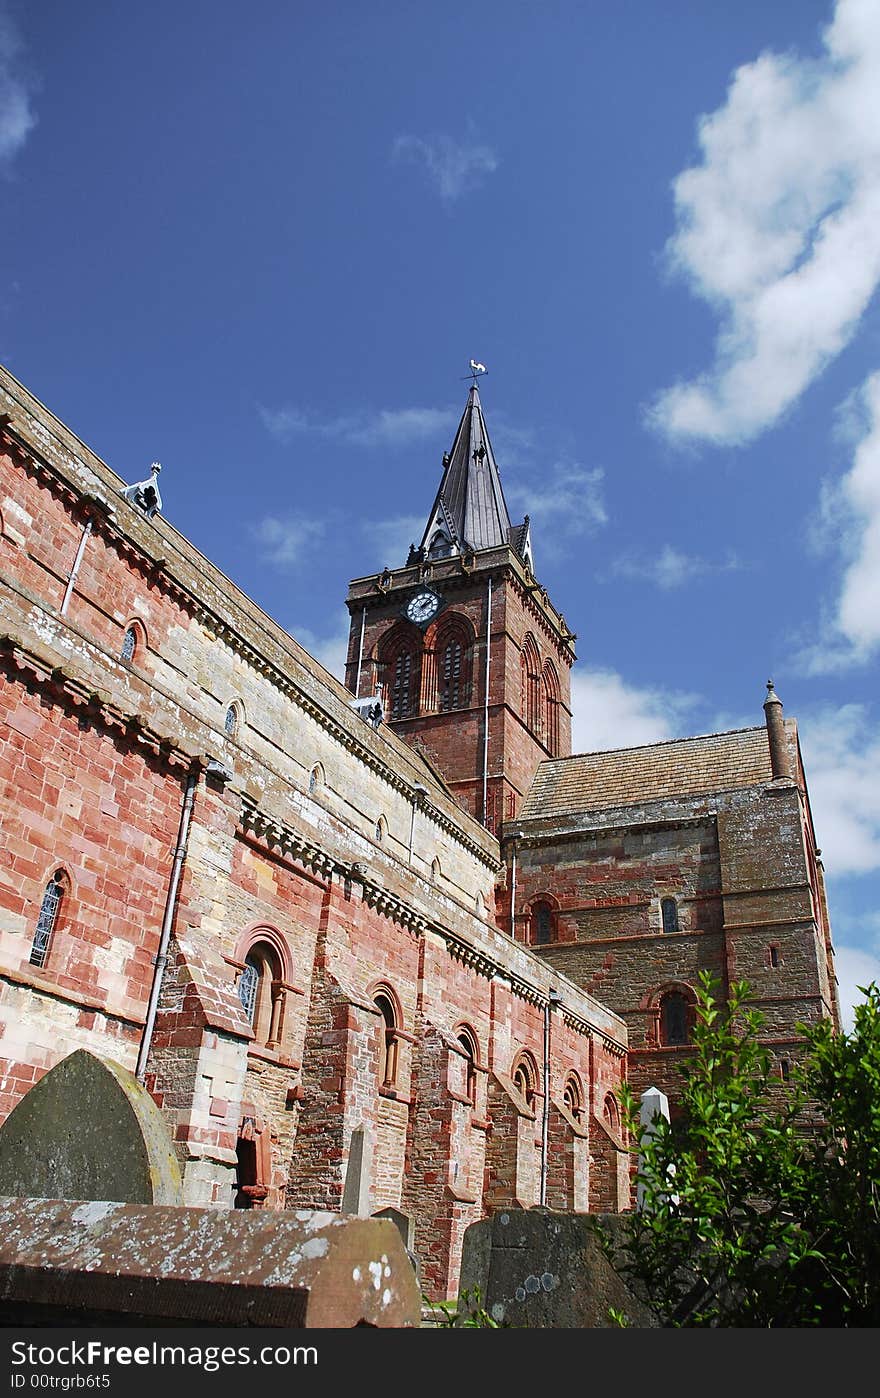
left=600, top=973, right=880, bottom=1327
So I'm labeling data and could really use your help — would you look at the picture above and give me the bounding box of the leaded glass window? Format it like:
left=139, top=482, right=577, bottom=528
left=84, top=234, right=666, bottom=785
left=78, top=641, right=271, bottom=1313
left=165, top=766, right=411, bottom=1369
left=661, top=991, right=689, bottom=1046
left=661, top=897, right=680, bottom=934
left=30, top=873, right=64, bottom=968
left=238, top=957, right=259, bottom=1024
left=121, top=626, right=137, bottom=662
left=224, top=704, right=238, bottom=737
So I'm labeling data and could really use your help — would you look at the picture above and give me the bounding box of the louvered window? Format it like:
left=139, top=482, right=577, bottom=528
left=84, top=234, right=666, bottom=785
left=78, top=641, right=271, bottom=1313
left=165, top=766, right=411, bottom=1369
left=391, top=651, right=414, bottom=719
left=439, top=638, right=462, bottom=711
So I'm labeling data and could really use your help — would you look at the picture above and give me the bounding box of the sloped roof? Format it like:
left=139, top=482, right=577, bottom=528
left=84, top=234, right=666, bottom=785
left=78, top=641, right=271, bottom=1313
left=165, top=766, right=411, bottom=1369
left=419, top=385, right=514, bottom=553
left=520, top=724, right=787, bottom=821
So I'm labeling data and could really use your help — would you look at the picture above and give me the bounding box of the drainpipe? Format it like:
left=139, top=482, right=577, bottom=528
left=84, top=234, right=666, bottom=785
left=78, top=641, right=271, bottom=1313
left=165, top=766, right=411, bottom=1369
left=60, top=520, right=93, bottom=616
left=60, top=497, right=115, bottom=617
left=540, top=987, right=562, bottom=1205
left=136, top=766, right=199, bottom=1082
left=482, top=577, right=493, bottom=825
left=409, top=784, right=428, bottom=864
left=354, top=606, right=367, bottom=697
left=508, top=830, right=522, bottom=940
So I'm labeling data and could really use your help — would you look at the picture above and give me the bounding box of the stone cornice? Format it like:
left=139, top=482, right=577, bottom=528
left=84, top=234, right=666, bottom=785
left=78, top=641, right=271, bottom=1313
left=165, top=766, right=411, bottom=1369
left=0, top=631, right=196, bottom=776
left=503, top=811, right=719, bottom=846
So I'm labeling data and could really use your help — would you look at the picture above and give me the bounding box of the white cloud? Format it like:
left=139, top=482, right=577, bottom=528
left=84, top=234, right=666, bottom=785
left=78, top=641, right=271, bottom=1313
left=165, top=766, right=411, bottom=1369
left=570, top=667, right=698, bottom=753
left=649, top=0, right=880, bottom=446
left=797, top=370, right=880, bottom=672
left=798, top=703, right=880, bottom=876
left=361, top=514, right=424, bottom=567
left=258, top=402, right=455, bottom=448
left=0, top=10, right=35, bottom=170
left=508, top=462, right=607, bottom=560
left=249, top=514, right=327, bottom=569
left=257, top=405, right=310, bottom=441
left=609, top=545, right=744, bottom=590
left=290, top=611, right=351, bottom=683
left=348, top=408, right=455, bottom=448
left=391, top=132, right=498, bottom=203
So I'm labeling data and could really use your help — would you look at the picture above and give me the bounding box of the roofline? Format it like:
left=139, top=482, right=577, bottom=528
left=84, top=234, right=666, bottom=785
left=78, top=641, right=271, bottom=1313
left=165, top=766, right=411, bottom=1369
left=544, top=722, right=780, bottom=766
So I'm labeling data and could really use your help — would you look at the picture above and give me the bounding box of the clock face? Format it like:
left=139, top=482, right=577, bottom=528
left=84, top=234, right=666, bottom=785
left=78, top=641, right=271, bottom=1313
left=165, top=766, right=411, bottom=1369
left=405, top=590, right=440, bottom=625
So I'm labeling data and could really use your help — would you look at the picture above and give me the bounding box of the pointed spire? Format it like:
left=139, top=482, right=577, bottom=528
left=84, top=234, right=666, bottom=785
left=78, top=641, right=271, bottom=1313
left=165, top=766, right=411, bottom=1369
left=419, top=383, right=528, bottom=562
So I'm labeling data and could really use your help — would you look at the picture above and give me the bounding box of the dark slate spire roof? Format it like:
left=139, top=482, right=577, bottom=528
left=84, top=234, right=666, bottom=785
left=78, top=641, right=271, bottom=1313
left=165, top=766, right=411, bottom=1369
left=419, top=385, right=521, bottom=556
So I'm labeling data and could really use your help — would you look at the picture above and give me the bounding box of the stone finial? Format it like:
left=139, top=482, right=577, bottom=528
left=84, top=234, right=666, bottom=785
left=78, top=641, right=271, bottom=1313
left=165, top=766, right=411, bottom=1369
left=763, top=679, right=792, bottom=780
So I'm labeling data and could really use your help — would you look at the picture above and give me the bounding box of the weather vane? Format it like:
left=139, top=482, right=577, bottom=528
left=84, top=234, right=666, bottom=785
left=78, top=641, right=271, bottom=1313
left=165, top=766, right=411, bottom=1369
left=463, top=359, right=488, bottom=387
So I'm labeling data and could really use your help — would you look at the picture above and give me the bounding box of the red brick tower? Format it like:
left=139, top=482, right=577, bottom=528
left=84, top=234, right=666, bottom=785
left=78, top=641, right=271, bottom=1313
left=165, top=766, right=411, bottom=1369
left=344, top=377, right=576, bottom=829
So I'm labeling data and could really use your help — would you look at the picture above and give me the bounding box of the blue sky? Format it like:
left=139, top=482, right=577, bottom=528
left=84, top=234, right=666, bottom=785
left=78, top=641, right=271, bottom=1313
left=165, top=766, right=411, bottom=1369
left=2, top=1, right=878, bottom=1029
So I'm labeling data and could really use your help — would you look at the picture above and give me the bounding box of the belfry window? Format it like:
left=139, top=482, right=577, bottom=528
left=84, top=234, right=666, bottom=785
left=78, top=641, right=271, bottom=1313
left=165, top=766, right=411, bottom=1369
left=120, top=626, right=137, bottom=662
left=224, top=703, right=240, bottom=737
left=661, top=898, right=680, bottom=934
left=390, top=649, right=417, bottom=720
left=437, top=621, right=472, bottom=713
left=30, top=872, right=65, bottom=968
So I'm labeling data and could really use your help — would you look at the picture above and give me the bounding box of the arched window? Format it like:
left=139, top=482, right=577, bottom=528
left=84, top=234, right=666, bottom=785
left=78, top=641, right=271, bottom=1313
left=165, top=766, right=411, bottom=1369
left=563, top=1073, right=584, bottom=1124
left=224, top=703, right=240, bottom=738
left=457, top=1028, right=479, bottom=1105
left=436, top=619, right=473, bottom=713
left=375, top=815, right=387, bottom=843
left=520, top=634, right=542, bottom=736
left=374, top=989, right=400, bottom=1090
left=431, top=857, right=441, bottom=883
left=603, top=1092, right=620, bottom=1134
left=237, top=942, right=284, bottom=1048
left=512, top=1053, right=538, bottom=1111
left=237, top=956, right=260, bottom=1024
left=428, top=529, right=452, bottom=559
left=380, top=627, right=422, bottom=722
left=120, top=625, right=138, bottom=662
left=660, top=990, right=690, bottom=1046
left=530, top=900, right=554, bottom=945
left=542, top=660, right=560, bottom=755
left=661, top=897, right=680, bottom=934
left=30, top=870, right=65, bottom=968
left=309, top=763, right=324, bottom=795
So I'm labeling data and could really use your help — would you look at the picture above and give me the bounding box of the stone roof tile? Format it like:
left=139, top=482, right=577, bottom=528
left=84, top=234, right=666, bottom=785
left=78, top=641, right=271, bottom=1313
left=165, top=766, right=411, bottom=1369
left=520, top=724, right=788, bottom=820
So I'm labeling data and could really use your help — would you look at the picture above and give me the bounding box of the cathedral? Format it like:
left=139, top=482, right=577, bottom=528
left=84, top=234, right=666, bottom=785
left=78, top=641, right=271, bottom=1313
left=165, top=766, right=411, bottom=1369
left=0, top=362, right=838, bottom=1300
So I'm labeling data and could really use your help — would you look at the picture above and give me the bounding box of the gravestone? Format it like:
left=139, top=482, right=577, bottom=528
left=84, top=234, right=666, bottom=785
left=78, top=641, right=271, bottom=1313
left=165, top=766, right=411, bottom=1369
left=373, top=1206, right=419, bottom=1282
left=0, top=1049, right=182, bottom=1204
left=0, top=1199, right=421, bottom=1327
left=341, top=1122, right=372, bottom=1216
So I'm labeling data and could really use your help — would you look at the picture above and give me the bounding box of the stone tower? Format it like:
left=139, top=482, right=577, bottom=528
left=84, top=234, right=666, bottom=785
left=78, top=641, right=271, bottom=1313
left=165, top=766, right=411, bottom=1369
left=344, top=381, right=576, bottom=829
